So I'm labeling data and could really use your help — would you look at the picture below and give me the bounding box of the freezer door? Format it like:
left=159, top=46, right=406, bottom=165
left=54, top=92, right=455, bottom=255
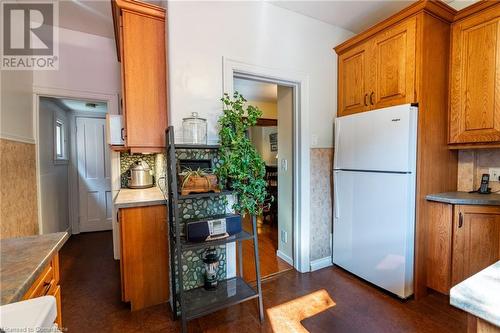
left=333, top=170, right=415, bottom=298
left=334, top=104, right=417, bottom=173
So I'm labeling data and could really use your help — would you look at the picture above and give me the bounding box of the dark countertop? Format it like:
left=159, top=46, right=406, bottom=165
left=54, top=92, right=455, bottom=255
left=0, top=232, right=69, bottom=305
left=426, top=191, right=500, bottom=206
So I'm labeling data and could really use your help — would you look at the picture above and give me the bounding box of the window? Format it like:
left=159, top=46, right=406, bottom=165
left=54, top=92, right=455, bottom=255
left=54, top=117, right=67, bottom=162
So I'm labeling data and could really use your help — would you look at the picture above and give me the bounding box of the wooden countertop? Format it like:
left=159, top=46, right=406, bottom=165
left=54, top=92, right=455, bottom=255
left=114, top=187, right=166, bottom=208
left=0, top=232, right=69, bottom=305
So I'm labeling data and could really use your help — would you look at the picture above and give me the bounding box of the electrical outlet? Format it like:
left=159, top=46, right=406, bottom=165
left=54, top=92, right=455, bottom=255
left=489, top=168, right=500, bottom=182
left=281, top=230, right=287, bottom=243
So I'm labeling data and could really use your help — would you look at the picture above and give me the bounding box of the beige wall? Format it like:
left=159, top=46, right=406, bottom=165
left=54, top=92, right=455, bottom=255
left=249, top=126, right=278, bottom=166
left=458, top=149, right=500, bottom=192
left=246, top=100, right=277, bottom=120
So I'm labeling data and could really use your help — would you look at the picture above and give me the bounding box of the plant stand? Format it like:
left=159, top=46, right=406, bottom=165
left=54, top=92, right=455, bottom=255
left=165, top=126, right=264, bottom=333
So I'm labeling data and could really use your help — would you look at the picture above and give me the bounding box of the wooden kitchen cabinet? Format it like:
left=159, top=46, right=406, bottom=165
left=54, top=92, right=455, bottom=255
left=111, top=0, right=168, bottom=152
left=370, top=17, right=416, bottom=110
left=119, top=204, right=169, bottom=310
left=338, top=42, right=370, bottom=116
left=22, top=254, right=62, bottom=328
left=426, top=202, right=500, bottom=294
left=451, top=205, right=500, bottom=286
left=336, top=15, right=416, bottom=117
left=448, top=3, right=500, bottom=147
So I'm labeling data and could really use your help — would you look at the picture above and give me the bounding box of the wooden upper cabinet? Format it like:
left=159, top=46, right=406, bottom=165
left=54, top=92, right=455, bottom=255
left=449, top=4, right=500, bottom=145
left=452, top=205, right=500, bottom=286
left=371, top=17, right=416, bottom=109
left=338, top=42, right=370, bottom=116
left=112, top=0, right=167, bottom=151
left=336, top=15, right=417, bottom=117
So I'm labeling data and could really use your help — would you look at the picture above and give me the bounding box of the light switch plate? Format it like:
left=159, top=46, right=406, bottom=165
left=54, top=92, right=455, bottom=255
left=489, top=168, right=500, bottom=182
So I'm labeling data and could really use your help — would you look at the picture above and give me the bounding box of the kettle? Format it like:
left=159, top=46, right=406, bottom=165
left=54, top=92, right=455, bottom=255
left=127, top=161, right=154, bottom=189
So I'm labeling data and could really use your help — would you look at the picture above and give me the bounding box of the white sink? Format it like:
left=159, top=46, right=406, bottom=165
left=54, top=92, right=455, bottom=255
left=0, top=296, right=60, bottom=331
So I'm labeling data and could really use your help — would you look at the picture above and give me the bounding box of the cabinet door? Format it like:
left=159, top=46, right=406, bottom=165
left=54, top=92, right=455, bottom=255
left=370, top=17, right=416, bottom=109
left=452, top=205, right=500, bottom=286
left=338, top=42, right=370, bottom=117
left=121, top=11, right=167, bottom=148
left=120, top=205, right=169, bottom=310
left=449, top=8, right=500, bottom=144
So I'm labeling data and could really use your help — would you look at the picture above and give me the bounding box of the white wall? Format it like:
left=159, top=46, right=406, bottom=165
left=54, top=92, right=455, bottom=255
left=277, top=85, right=294, bottom=261
left=0, top=70, right=34, bottom=143
left=167, top=1, right=353, bottom=147
left=34, top=27, right=121, bottom=97
left=38, top=98, right=69, bottom=233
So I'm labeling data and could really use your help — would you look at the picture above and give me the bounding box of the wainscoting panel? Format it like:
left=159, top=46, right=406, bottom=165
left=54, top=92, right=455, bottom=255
left=310, top=148, right=333, bottom=262
left=0, top=139, right=38, bottom=238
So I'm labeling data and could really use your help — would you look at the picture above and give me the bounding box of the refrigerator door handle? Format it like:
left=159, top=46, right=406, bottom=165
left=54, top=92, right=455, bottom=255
left=334, top=171, right=340, bottom=219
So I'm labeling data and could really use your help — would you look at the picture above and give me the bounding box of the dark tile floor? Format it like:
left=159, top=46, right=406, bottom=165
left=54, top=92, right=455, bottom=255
left=59, top=231, right=466, bottom=332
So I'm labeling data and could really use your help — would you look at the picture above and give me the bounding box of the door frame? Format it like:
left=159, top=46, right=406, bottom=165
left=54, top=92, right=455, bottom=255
left=223, top=57, right=311, bottom=273
left=32, top=87, right=120, bottom=239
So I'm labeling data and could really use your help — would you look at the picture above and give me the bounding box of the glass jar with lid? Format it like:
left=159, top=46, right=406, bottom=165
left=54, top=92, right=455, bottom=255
left=182, top=112, right=207, bottom=144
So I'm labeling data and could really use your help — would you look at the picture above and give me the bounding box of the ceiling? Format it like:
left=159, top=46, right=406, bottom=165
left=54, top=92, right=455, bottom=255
left=234, top=78, right=277, bottom=103
left=55, top=0, right=479, bottom=39
left=56, top=0, right=163, bottom=39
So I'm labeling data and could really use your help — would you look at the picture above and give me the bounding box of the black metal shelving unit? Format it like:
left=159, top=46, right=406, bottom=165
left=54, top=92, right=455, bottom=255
left=165, top=126, right=264, bottom=333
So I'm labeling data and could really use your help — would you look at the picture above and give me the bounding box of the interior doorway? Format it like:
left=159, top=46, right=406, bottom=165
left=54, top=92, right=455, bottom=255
left=36, top=96, right=112, bottom=234
left=233, top=77, right=294, bottom=281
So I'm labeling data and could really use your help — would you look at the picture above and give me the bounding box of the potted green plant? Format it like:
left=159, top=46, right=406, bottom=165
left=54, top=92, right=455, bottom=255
left=215, top=92, right=268, bottom=216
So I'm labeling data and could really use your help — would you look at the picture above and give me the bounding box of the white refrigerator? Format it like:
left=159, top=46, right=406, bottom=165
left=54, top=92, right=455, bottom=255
left=333, top=103, right=418, bottom=299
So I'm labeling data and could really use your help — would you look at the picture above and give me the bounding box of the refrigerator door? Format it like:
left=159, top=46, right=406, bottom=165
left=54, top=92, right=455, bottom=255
left=333, top=170, right=415, bottom=298
left=334, top=104, right=417, bottom=173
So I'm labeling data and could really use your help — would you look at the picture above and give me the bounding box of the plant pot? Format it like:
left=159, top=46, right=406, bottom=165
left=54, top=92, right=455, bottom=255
left=179, top=174, right=220, bottom=195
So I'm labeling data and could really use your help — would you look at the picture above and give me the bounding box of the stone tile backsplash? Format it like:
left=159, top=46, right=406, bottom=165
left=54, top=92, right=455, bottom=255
left=458, top=149, right=500, bottom=192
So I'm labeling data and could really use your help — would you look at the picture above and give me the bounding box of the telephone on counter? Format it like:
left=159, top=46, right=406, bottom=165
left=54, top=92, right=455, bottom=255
left=470, top=173, right=491, bottom=194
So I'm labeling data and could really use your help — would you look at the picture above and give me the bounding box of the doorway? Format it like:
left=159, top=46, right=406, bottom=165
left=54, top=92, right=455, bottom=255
left=36, top=96, right=112, bottom=234
left=233, top=77, right=294, bottom=280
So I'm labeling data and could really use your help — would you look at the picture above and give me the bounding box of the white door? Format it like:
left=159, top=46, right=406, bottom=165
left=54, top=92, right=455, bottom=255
left=77, top=117, right=112, bottom=232
left=333, top=170, right=416, bottom=298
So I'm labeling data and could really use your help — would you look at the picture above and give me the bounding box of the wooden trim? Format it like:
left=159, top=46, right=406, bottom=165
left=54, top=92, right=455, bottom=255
left=255, top=118, right=278, bottom=126
left=334, top=0, right=456, bottom=54
left=454, top=0, right=499, bottom=22
left=113, top=0, right=165, bottom=19
left=448, top=143, right=500, bottom=150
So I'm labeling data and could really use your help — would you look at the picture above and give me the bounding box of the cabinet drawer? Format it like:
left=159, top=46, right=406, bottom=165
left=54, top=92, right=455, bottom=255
left=23, top=264, right=54, bottom=299
left=48, top=284, right=62, bottom=328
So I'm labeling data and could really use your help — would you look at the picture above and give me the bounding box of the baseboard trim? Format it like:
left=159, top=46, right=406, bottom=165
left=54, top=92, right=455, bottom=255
left=276, top=250, right=294, bottom=266
left=310, top=256, right=333, bottom=272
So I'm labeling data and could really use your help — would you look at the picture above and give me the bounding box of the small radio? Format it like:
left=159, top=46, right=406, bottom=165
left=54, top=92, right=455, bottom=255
left=186, top=215, right=242, bottom=242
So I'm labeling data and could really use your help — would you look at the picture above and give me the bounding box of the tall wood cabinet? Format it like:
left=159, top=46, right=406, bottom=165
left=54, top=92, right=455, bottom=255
left=334, top=0, right=458, bottom=299
left=448, top=2, right=500, bottom=147
left=119, top=204, right=169, bottom=311
left=111, top=0, right=168, bottom=153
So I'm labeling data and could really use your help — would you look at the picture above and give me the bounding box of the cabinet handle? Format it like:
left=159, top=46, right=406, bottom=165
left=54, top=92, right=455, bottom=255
left=370, top=92, right=375, bottom=105
left=121, top=128, right=125, bottom=141
left=364, top=93, right=368, bottom=106
left=43, top=281, right=52, bottom=295
left=458, top=212, right=464, bottom=228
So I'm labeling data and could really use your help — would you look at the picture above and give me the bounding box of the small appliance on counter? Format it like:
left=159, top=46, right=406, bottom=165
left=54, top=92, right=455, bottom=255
left=127, top=160, right=154, bottom=189
left=182, top=112, right=207, bottom=144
